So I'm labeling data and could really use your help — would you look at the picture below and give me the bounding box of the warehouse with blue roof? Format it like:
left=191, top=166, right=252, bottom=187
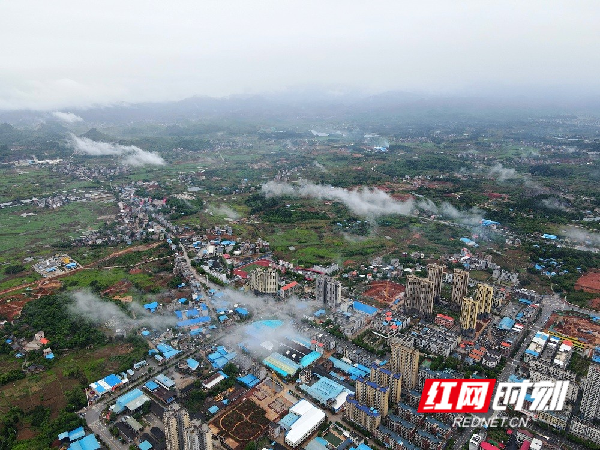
left=300, top=351, right=322, bottom=367
left=263, top=352, right=301, bottom=377
left=328, top=357, right=370, bottom=379
left=112, top=388, right=150, bottom=414
left=156, top=343, right=180, bottom=359
left=299, top=376, right=352, bottom=412
left=155, top=374, right=176, bottom=389
left=89, top=373, right=124, bottom=396
left=207, top=346, right=237, bottom=369
left=237, top=374, right=260, bottom=388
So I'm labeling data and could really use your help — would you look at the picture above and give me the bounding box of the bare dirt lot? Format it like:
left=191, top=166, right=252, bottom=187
left=363, top=280, right=406, bottom=305
left=575, top=270, right=600, bottom=294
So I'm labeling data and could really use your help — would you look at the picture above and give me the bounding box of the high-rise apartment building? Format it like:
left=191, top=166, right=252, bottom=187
left=250, top=267, right=279, bottom=294
left=344, top=396, right=382, bottom=433
left=405, top=275, right=434, bottom=317
left=165, top=405, right=213, bottom=450
left=451, top=269, right=469, bottom=306
left=184, top=420, right=213, bottom=450
left=390, top=336, right=419, bottom=390
left=354, top=377, right=389, bottom=417
left=427, top=263, right=445, bottom=300
left=474, top=283, right=493, bottom=315
left=164, top=403, right=191, bottom=450
left=581, top=363, right=600, bottom=420
left=370, top=365, right=402, bottom=405
left=460, top=297, right=479, bottom=331
left=315, top=275, right=342, bottom=309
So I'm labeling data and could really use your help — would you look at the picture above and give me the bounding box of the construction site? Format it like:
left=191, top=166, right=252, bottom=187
left=363, top=280, right=405, bottom=306
left=544, top=311, right=600, bottom=353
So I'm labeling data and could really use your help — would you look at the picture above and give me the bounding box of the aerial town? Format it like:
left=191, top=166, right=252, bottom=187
left=1, top=3, right=600, bottom=450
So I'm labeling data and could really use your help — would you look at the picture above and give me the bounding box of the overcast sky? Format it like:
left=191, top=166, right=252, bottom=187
left=1, top=1, right=598, bottom=110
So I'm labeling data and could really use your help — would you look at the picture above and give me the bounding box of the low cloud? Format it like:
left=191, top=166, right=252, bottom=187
left=69, top=133, right=165, bottom=166
left=488, top=163, right=518, bottom=182
left=542, top=198, right=569, bottom=211
left=488, top=163, right=543, bottom=191
left=563, top=227, right=600, bottom=247
left=209, top=287, right=321, bottom=353
left=262, top=181, right=415, bottom=217
left=209, top=204, right=241, bottom=220
left=52, top=111, right=83, bottom=123
left=68, top=291, right=177, bottom=331
left=417, top=198, right=483, bottom=226
left=262, top=181, right=483, bottom=226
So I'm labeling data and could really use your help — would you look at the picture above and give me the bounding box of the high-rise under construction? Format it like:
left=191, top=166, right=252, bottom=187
left=390, top=336, right=419, bottom=390
left=427, top=263, right=445, bottom=300
left=405, top=275, right=434, bottom=317
left=451, top=268, right=469, bottom=306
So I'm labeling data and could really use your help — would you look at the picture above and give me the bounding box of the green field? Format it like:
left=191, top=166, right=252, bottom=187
left=0, top=167, right=100, bottom=203
left=0, top=202, right=115, bottom=264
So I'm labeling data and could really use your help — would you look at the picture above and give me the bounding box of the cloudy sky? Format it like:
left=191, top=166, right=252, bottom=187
left=1, top=1, right=598, bottom=110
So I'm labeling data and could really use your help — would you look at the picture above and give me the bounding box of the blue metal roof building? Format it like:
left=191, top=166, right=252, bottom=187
left=145, top=381, right=159, bottom=391
left=234, top=307, right=249, bottom=316
left=156, top=343, right=180, bottom=359
left=155, top=374, right=176, bottom=389
left=237, top=374, right=260, bottom=388
left=112, top=388, right=149, bottom=414
left=593, top=347, right=600, bottom=363
left=498, top=317, right=515, bottom=330
left=144, top=302, right=158, bottom=312
left=279, top=412, right=300, bottom=430
left=300, top=351, right=322, bottom=367
left=177, top=316, right=210, bottom=328
left=68, top=427, right=86, bottom=441
left=352, top=301, right=378, bottom=315
left=187, top=358, right=200, bottom=370
left=67, top=434, right=101, bottom=450
left=299, top=376, right=351, bottom=411
left=328, top=357, right=370, bottom=379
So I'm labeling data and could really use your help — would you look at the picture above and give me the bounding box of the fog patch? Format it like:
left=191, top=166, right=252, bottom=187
left=68, top=291, right=176, bottom=331
left=69, top=133, right=165, bottom=166
left=52, top=111, right=83, bottom=123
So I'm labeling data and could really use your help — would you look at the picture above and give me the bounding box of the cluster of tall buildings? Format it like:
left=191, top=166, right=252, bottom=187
left=459, top=284, right=493, bottom=332
left=345, top=359, right=403, bottom=433
left=164, top=404, right=213, bottom=450
left=404, top=264, right=444, bottom=317
left=344, top=336, right=417, bottom=434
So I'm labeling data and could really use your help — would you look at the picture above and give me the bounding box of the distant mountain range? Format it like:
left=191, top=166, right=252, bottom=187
left=0, top=88, right=598, bottom=127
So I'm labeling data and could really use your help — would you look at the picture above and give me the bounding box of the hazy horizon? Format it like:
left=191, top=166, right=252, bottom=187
left=1, top=1, right=599, bottom=111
